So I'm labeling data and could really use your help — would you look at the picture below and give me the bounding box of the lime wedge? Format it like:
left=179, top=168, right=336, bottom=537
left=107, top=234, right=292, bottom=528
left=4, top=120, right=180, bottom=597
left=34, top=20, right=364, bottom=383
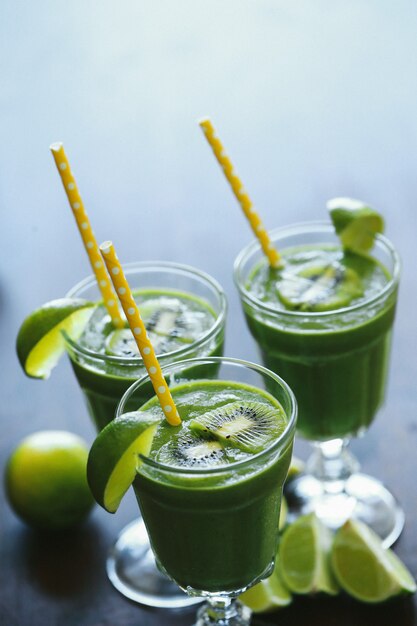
left=16, top=298, right=95, bottom=379
left=240, top=565, right=292, bottom=612
left=87, top=411, right=161, bottom=513
left=332, top=519, right=416, bottom=603
left=286, top=456, right=304, bottom=482
left=279, top=513, right=339, bottom=595
left=279, top=496, right=288, bottom=531
left=327, top=197, right=384, bottom=254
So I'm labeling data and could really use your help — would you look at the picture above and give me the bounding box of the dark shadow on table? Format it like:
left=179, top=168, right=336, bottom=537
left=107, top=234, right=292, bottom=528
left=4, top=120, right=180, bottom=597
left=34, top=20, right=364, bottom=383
left=19, top=519, right=106, bottom=598
left=252, top=593, right=415, bottom=626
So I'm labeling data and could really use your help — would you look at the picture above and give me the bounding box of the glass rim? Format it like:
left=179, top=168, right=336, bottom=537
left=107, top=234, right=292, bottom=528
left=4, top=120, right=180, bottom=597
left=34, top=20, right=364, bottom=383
left=116, top=356, right=297, bottom=475
left=63, top=260, right=227, bottom=365
left=233, top=220, right=401, bottom=320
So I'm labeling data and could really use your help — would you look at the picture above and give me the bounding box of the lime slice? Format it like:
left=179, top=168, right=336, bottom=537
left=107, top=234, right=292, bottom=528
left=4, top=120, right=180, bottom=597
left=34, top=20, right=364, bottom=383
left=87, top=411, right=161, bottom=513
left=240, top=566, right=292, bottom=612
left=279, top=513, right=339, bottom=595
left=5, top=430, right=94, bottom=530
left=16, top=298, right=95, bottom=379
left=286, top=456, right=304, bottom=482
left=332, top=519, right=416, bottom=603
left=327, top=197, right=384, bottom=254
left=279, top=496, right=288, bottom=531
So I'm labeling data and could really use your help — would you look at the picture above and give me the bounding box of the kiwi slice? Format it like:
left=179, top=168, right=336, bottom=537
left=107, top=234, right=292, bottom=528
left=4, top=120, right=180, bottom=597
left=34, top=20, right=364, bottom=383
left=157, top=432, right=226, bottom=468
left=141, top=297, right=198, bottom=343
left=105, top=328, right=138, bottom=357
left=276, top=262, right=363, bottom=312
left=104, top=298, right=200, bottom=357
left=104, top=328, right=174, bottom=357
left=147, top=309, right=180, bottom=336
left=189, top=401, right=283, bottom=454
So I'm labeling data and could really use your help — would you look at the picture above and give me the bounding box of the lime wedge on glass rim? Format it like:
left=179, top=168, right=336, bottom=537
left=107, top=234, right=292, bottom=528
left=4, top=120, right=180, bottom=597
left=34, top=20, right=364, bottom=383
left=278, top=513, right=339, bottom=595
left=16, top=298, right=95, bottom=379
left=327, top=197, right=384, bottom=254
left=332, top=519, right=416, bottom=603
left=87, top=411, right=161, bottom=513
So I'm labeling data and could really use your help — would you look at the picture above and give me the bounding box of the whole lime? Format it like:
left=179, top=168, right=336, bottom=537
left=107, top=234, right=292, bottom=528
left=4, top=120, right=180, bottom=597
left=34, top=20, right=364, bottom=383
left=5, top=430, right=94, bottom=530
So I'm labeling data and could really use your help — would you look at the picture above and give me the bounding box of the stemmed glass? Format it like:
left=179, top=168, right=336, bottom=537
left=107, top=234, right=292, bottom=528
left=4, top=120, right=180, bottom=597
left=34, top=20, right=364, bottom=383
left=64, top=261, right=227, bottom=607
left=116, top=357, right=297, bottom=626
left=234, top=222, right=402, bottom=547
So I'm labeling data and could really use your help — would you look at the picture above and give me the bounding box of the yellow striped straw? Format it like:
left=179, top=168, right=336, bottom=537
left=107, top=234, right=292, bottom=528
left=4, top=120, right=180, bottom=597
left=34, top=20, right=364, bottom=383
left=100, top=241, right=181, bottom=427
left=50, top=142, right=124, bottom=328
left=199, top=118, right=281, bottom=268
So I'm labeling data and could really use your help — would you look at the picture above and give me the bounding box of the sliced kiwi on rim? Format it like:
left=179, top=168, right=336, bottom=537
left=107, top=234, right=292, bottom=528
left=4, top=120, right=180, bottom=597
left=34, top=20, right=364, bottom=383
left=157, top=432, right=226, bottom=468
left=189, top=401, right=284, bottom=454
left=276, top=262, right=363, bottom=312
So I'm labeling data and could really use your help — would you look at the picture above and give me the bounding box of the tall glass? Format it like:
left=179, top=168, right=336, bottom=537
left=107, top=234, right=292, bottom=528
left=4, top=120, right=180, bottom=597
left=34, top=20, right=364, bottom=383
left=64, top=261, right=227, bottom=607
left=116, top=357, right=297, bottom=626
left=234, top=222, right=402, bottom=547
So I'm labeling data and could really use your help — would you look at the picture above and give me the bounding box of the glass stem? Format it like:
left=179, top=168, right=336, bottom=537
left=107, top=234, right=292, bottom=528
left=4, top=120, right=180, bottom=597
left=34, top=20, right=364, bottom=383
left=303, top=438, right=360, bottom=528
left=195, top=596, right=251, bottom=625
left=306, top=438, right=360, bottom=486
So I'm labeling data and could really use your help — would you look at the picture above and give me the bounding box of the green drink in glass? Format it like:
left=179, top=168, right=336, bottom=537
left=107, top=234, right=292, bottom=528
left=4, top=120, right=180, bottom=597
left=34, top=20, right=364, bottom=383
left=234, top=221, right=402, bottom=547
left=65, top=261, right=227, bottom=607
left=107, top=356, right=297, bottom=626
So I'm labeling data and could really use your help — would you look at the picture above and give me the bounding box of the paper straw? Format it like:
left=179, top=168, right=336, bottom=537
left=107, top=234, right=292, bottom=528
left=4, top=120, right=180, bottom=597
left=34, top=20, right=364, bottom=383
left=100, top=241, right=181, bottom=427
left=199, top=118, right=281, bottom=268
left=50, top=142, right=124, bottom=328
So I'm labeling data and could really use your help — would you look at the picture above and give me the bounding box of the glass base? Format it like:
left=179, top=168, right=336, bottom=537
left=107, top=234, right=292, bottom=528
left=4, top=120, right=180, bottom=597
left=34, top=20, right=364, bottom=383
left=285, top=471, right=405, bottom=548
left=195, top=600, right=252, bottom=626
left=106, top=518, right=202, bottom=608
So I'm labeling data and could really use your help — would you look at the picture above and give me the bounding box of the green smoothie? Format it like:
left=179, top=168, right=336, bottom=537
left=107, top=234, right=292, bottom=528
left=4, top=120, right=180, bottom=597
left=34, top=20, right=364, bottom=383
left=65, top=289, right=224, bottom=431
left=240, top=243, right=397, bottom=441
left=132, top=379, right=293, bottom=593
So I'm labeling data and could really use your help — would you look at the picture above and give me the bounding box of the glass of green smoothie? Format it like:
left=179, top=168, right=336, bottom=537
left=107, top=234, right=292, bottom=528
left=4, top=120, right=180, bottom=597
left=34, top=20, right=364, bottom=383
left=234, top=221, right=402, bottom=547
left=115, top=356, right=297, bottom=626
left=64, top=261, right=227, bottom=608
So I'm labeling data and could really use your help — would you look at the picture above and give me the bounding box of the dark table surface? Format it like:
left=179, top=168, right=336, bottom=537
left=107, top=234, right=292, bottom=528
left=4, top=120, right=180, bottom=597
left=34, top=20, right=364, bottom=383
left=1, top=2, right=417, bottom=624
